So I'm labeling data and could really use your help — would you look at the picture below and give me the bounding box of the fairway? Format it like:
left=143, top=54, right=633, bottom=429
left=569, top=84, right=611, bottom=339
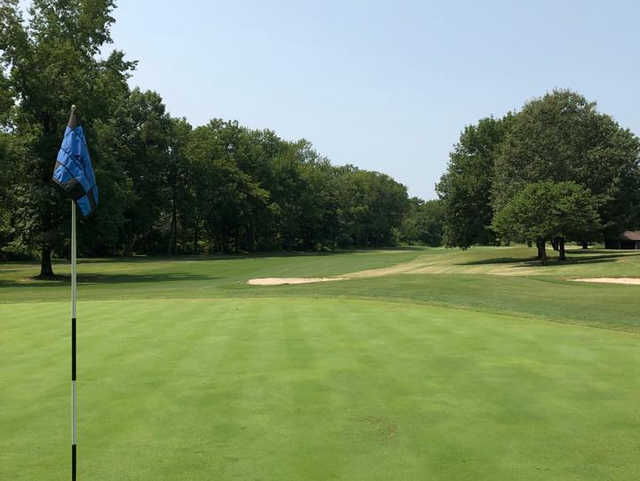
left=2, top=247, right=640, bottom=480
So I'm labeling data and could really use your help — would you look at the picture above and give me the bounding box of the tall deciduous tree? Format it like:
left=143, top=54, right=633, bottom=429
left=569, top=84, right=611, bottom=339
left=0, top=0, right=134, bottom=276
left=437, top=115, right=512, bottom=248
left=165, top=117, right=192, bottom=255
left=184, top=121, right=270, bottom=253
left=494, top=90, right=640, bottom=243
left=336, top=167, right=409, bottom=247
left=492, top=182, right=601, bottom=262
left=401, top=198, right=445, bottom=246
left=116, top=89, right=173, bottom=254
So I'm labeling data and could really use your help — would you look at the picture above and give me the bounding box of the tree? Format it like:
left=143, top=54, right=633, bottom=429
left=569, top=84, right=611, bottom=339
left=0, top=131, right=21, bottom=257
left=284, top=142, right=340, bottom=250
left=336, top=167, right=409, bottom=247
left=184, top=121, right=270, bottom=253
left=0, top=0, right=134, bottom=276
left=494, top=90, right=640, bottom=245
left=116, top=89, right=174, bottom=254
left=165, top=117, right=192, bottom=254
left=492, top=182, right=601, bottom=262
left=1, top=0, right=416, bottom=260
left=437, top=115, right=512, bottom=248
left=83, top=110, right=135, bottom=256
left=401, top=198, right=445, bottom=246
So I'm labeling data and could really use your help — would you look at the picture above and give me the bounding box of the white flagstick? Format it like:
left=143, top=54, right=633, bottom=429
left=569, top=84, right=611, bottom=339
left=71, top=200, right=77, bottom=481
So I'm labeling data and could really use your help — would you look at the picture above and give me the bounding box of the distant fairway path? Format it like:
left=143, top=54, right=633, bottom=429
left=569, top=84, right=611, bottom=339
left=2, top=246, right=640, bottom=480
left=248, top=246, right=640, bottom=285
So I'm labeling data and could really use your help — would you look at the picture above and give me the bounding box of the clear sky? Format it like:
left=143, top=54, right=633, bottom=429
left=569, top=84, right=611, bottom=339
left=101, top=1, right=640, bottom=199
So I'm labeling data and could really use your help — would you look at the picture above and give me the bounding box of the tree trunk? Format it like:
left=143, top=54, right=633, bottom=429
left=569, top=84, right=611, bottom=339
left=124, top=235, right=136, bottom=257
left=39, top=245, right=54, bottom=278
left=551, top=238, right=559, bottom=251
left=558, top=238, right=566, bottom=261
left=169, top=195, right=177, bottom=255
left=193, top=222, right=199, bottom=254
left=248, top=222, right=255, bottom=252
left=581, top=241, right=589, bottom=249
left=536, top=238, right=547, bottom=264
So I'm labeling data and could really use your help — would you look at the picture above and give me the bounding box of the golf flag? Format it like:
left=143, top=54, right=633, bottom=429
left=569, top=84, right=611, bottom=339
left=52, top=106, right=98, bottom=216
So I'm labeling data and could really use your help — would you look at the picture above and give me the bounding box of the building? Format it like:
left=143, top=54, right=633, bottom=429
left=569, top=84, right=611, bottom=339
left=605, top=231, right=640, bottom=249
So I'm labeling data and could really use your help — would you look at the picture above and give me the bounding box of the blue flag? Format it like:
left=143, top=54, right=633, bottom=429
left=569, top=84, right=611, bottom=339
left=52, top=106, right=99, bottom=216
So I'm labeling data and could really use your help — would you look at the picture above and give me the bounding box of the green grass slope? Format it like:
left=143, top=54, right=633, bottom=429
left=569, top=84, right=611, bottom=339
left=1, top=247, right=639, bottom=480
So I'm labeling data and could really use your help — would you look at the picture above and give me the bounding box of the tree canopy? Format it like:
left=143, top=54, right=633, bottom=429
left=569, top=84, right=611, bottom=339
left=493, top=90, right=640, bottom=238
left=437, top=89, right=640, bottom=257
left=0, top=0, right=134, bottom=274
left=400, top=198, right=444, bottom=247
left=492, top=181, right=601, bottom=261
left=437, top=115, right=512, bottom=248
left=0, top=1, right=414, bottom=275
left=2, top=3, right=639, bottom=272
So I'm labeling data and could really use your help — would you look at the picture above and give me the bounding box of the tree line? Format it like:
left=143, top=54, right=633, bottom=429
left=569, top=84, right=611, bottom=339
left=0, top=1, right=427, bottom=278
left=3, top=2, right=638, bottom=277
left=437, top=90, right=640, bottom=262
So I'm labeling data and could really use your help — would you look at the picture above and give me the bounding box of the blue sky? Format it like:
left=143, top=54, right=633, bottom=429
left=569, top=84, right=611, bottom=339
left=95, top=1, right=639, bottom=198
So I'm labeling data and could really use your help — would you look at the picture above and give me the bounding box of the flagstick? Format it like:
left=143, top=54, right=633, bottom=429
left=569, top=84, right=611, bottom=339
left=71, top=200, right=77, bottom=481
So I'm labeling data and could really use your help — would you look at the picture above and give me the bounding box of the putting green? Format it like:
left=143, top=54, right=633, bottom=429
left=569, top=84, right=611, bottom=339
left=2, top=297, right=639, bottom=480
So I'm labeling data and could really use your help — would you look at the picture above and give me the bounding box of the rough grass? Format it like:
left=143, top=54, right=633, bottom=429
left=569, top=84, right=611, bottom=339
left=1, top=246, right=639, bottom=480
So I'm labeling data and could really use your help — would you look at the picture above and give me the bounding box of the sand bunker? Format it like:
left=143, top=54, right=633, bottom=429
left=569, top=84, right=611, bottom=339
left=572, top=277, right=640, bottom=285
left=247, top=277, right=346, bottom=286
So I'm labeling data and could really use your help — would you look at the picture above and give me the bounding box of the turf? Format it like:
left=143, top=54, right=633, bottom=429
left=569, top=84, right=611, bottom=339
left=1, top=246, right=639, bottom=480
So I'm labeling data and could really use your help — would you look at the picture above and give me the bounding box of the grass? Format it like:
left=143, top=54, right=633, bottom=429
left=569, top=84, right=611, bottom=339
left=1, top=246, right=639, bottom=480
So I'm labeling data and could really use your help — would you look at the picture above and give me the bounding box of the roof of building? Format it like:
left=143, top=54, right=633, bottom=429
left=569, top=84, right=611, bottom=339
left=622, top=231, right=640, bottom=241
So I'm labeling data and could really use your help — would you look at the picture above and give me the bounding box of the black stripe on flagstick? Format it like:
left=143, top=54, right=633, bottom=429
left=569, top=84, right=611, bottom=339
left=72, top=317, right=76, bottom=381
left=72, top=444, right=76, bottom=481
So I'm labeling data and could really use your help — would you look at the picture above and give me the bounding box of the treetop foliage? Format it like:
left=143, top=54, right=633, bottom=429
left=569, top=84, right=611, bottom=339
left=436, top=115, right=513, bottom=248
left=492, top=181, right=601, bottom=244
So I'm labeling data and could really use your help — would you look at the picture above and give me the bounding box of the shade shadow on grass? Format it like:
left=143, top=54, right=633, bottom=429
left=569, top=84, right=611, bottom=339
left=458, top=251, right=640, bottom=267
left=0, top=272, right=217, bottom=288
left=24, top=247, right=424, bottom=266
left=568, top=249, right=640, bottom=255
left=457, top=256, right=538, bottom=266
